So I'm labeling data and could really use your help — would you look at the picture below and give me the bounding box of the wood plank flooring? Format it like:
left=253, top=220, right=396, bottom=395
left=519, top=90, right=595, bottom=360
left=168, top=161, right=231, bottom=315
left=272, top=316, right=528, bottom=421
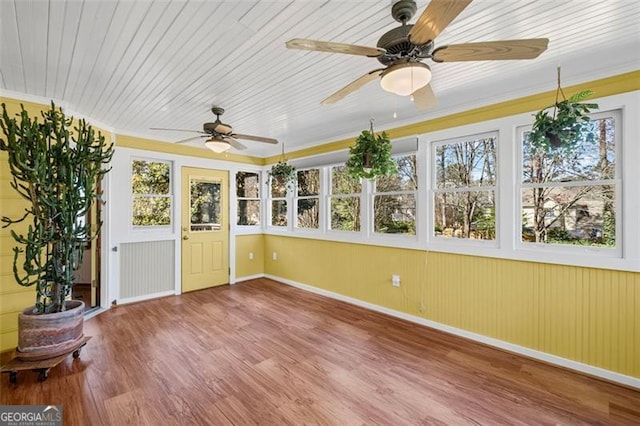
left=1, top=278, right=639, bottom=425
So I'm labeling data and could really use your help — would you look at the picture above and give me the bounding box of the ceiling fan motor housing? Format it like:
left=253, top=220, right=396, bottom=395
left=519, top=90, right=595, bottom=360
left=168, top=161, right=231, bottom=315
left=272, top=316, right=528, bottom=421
left=376, top=24, right=433, bottom=66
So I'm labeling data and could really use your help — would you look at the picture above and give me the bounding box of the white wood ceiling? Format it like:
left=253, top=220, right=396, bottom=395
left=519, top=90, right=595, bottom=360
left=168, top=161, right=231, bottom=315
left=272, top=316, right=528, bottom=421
left=1, top=0, right=639, bottom=157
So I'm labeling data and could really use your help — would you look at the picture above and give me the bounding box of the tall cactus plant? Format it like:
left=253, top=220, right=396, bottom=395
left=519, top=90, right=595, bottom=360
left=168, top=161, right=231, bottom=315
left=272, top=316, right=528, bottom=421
left=0, top=102, right=114, bottom=314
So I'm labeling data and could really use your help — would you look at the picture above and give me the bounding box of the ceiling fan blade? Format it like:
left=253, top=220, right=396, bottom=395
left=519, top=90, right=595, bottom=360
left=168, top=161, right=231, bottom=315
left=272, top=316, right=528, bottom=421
left=409, top=0, right=472, bottom=45
left=175, top=135, right=207, bottom=144
left=226, top=137, right=247, bottom=151
left=232, top=133, right=278, bottom=144
left=150, top=127, right=205, bottom=134
left=433, top=38, right=549, bottom=62
left=213, top=122, right=232, bottom=134
left=322, top=69, right=385, bottom=105
left=286, top=38, right=385, bottom=57
left=412, top=84, right=438, bottom=110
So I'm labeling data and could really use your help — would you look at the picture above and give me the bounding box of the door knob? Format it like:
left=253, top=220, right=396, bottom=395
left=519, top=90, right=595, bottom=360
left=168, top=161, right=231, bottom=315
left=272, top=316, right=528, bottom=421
left=183, top=235, right=189, bottom=240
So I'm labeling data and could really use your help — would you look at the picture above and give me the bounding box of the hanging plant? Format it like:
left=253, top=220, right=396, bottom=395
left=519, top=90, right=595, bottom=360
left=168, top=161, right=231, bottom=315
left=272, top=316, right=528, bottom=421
left=346, top=119, right=396, bottom=179
left=268, top=144, right=296, bottom=189
left=529, top=67, right=598, bottom=152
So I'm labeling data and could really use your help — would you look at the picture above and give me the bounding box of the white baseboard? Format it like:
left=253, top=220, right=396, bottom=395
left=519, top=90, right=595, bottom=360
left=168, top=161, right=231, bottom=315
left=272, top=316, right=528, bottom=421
left=117, top=290, right=175, bottom=305
left=265, top=274, right=640, bottom=390
left=233, top=273, right=265, bottom=284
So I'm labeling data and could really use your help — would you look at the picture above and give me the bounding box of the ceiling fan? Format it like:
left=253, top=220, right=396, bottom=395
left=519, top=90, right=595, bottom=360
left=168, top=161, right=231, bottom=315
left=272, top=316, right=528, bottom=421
left=286, top=0, right=548, bottom=109
left=151, top=106, right=278, bottom=153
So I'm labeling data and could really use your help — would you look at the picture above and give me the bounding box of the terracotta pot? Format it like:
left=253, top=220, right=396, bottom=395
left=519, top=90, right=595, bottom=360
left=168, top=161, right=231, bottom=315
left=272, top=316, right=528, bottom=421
left=17, top=300, right=85, bottom=361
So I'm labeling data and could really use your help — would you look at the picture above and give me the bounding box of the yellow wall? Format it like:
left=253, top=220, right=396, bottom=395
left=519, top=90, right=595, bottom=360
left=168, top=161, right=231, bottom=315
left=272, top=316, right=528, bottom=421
left=235, top=234, right=265, bottom=279
left=264, top=235, right=640, bottom=379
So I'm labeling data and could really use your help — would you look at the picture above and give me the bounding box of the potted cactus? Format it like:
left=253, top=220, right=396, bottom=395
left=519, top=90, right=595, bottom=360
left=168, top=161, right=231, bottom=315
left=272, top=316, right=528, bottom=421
left=0, top=102, right=113, bottom=360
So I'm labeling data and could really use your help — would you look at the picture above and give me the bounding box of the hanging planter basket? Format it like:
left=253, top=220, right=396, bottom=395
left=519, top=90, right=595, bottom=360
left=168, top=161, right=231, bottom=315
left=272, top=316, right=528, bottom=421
left=529, top=67, right=598, bottom=152
left=268, top=144, right=296, bottom=189
left=346, top=119, right=396, bottom=180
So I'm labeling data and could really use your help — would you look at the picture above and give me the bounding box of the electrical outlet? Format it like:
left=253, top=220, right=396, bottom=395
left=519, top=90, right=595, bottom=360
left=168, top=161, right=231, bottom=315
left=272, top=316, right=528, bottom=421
left=392, top=274, right=400, bottom=287
left=249, top=252, right=254, bottom=260
left=272, top=252, right=278, bottom=261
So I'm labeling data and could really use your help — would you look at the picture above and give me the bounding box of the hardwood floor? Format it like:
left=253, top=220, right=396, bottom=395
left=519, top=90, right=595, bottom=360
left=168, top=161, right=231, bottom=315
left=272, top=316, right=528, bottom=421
left=1, top=278, right=639, bottom=425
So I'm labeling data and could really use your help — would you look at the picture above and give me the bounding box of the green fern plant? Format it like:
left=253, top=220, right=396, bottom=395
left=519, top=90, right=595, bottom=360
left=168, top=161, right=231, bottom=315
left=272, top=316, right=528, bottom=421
left=0, top=102, right=114, bottom=314
left=530, top=90, right=598, bottom=152
left=346, top=121, right=396, bottom=180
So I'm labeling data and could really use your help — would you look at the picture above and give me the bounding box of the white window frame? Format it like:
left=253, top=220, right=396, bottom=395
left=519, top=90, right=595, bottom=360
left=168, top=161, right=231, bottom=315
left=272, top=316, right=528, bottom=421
left=267, top=174, right=289, bottom=230
left=235, top=170, right=262, bottom=228
left=371, top=152, right=419, bottom=240
left=327, top=163, right=363, bottom=234
left=130, top=157, right=173, bottom=230
left=429, top=131, right=499, bottom=247
left=515, top=109, right=623, bottom=258
left=294, top=167, right=321, bottom=231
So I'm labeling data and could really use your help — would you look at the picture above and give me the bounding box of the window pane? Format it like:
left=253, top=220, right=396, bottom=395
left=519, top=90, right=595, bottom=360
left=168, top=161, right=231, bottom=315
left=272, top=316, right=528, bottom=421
left=271, top=200, right=287, bottom=226
left=521, top=185, right=615, bottom=247
left=297, top=198, right=319, bottom=229
left=374, top=194, right=416, bottom=235
left=237, top=200, right=260, bottom=226
left=132, top=160, right=170, bottom=194
left=332, top=165, right=361, bottom=194
left=133, top=196, right=171, bottom=226
left=330, top=196, right=360, bottom=231
left=435, top=138, right=496, bottom=189
left=376, top=154, right=417, bottom=192
left=236, top=172, right=259, bottom=198
left=271, top=178, right=287, bottom=198
left=522, top=117, right=616, bottom=184
left=190, top=181, right=221, bottom=231
left=297, top=169, right=320, bottom=196
left=434, top=191, right=495, bottom=240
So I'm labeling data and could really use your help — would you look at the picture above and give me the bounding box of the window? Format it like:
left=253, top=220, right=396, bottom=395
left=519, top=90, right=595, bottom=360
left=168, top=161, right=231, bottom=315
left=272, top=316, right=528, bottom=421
left=189, top=179, right=221, bottom=231
left=374, top=154, right=417, bottom=235
left=131, top=160, right=172, bottom=226
left=519, top=110, right=619, bottom=248
left=329, top=165, right=361, bottom=232
left=270, top=176, right=287, bottom=227
left=236, top=172, right=260, bottom=226
left=432, top=133, right=497, bottom=240
left=296, top=168, right=320, bottom=229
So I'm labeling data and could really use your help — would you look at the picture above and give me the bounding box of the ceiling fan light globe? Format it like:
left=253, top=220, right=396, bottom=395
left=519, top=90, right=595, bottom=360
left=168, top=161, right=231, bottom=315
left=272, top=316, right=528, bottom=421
left=205, top=138, right=231, bottom=153
left=380, top=62, right=431, bottom=96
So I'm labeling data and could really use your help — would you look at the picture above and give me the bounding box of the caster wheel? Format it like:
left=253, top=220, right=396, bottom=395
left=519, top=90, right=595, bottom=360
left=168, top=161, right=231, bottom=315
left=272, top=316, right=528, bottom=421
left=73, top=349, right=81, bottom=359
left=38, top=370, right=48, bottom=382
left=9, top=372, right=17, bottom=384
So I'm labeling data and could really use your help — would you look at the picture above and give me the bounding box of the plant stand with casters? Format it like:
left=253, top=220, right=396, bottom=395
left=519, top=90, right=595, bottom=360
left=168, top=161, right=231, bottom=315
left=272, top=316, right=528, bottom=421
left=0, top=336, right=91, bottom=384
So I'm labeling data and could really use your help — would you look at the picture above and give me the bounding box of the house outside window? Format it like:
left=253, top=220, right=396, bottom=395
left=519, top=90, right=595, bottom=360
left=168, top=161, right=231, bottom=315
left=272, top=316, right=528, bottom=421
left=519, top=110, right=620, bottom=249
left=131, top=159, right=172, bottom=227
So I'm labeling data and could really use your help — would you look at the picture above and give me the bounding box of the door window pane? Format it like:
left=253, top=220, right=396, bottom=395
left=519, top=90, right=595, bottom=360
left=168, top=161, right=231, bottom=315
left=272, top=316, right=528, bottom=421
left=190, top=180, right=221, bottom=231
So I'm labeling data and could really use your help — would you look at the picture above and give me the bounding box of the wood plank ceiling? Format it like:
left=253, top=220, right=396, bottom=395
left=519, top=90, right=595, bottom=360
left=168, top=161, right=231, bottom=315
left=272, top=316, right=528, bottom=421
left=1, top=0, right=639, bottom=157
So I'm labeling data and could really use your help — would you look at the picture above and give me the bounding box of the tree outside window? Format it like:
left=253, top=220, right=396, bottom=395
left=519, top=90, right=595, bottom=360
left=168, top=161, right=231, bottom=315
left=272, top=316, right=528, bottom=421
left=132, top=160, right=171, bottom=226
left=330, top=165, right=361, bottom=232
left=296, top=169, right=320, bottom=229
left=236, top=172, right=260, bottom=226
left=433, top=134, right=497, bottom=240
left=270, top=176, right=287, bottom=227
left=520, top=112, right=618, bottom=247
left=374, top=154, right=417, bottom=235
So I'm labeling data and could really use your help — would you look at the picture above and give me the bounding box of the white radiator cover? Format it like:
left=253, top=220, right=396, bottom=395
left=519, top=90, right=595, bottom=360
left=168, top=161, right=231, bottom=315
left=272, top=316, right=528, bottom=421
left=119, top=240, right=175, bottom=299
